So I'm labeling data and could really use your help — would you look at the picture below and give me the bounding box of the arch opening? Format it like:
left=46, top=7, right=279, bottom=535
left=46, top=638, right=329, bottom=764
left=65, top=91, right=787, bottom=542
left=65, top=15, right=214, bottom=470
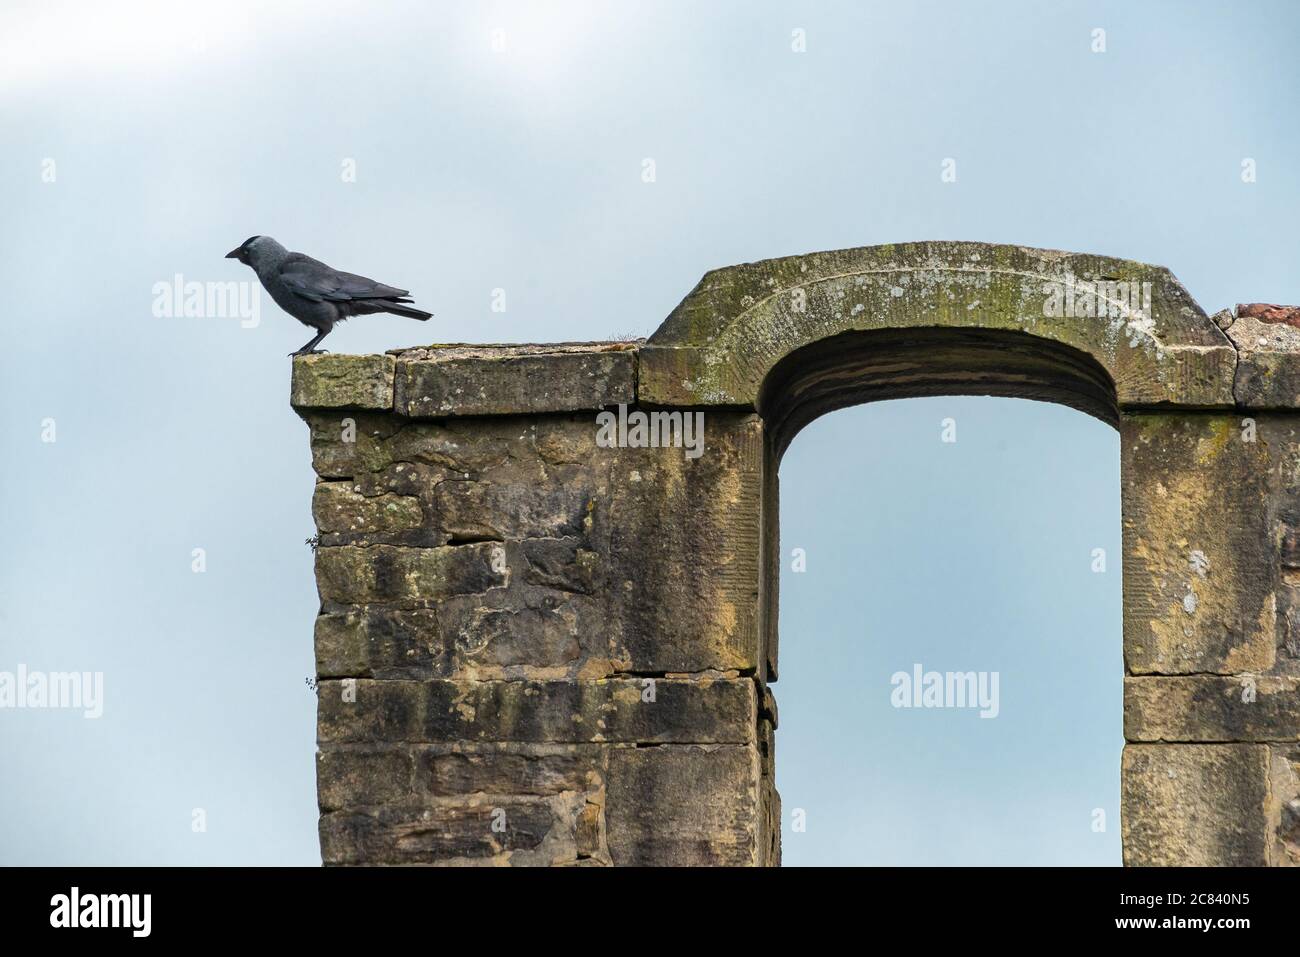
left=771, top=394, right=1123, bottom=865
left=753, top=321, right=1125, bottom=864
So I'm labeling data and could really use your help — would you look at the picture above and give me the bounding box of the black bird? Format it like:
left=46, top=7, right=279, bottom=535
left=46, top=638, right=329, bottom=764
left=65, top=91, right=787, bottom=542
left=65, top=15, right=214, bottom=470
left=226, top=236, right=433, bottom=355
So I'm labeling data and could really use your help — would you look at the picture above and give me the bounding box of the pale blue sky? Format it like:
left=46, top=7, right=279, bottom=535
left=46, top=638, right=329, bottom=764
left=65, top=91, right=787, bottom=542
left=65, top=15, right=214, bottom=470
left=2, top=0, right=1297, bottom=865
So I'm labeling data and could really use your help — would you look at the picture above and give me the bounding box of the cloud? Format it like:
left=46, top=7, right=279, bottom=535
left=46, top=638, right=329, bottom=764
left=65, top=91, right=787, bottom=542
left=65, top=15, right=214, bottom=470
left=0, top=0, right=351, bottom=92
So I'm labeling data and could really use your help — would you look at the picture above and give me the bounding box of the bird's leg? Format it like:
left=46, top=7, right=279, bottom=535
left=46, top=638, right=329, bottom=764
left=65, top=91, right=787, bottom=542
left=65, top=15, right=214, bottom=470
left=289, top=328, right=330, bottom=357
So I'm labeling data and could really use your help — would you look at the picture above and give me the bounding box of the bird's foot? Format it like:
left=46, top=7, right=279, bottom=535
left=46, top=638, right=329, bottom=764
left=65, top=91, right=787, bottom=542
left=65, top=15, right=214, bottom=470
left=288, top=348, right=330, bottom=357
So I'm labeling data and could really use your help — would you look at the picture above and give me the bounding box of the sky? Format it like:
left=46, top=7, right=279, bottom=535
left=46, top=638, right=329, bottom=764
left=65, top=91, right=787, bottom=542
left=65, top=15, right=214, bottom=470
left=1, top=0, right=1297, bottom=865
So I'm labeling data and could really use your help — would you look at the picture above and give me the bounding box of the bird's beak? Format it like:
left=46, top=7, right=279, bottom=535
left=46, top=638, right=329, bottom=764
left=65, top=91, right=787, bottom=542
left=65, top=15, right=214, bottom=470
left=225, top=247, right=242, bottom=259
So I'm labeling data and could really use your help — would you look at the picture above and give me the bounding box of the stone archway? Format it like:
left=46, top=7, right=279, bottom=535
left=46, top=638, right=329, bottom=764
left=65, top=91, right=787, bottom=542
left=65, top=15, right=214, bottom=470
left=292, top=242, right=1300, bottom=866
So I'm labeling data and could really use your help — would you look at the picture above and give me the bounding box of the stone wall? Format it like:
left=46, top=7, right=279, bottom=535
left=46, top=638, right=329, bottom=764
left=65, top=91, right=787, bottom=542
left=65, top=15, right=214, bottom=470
left=292, top=242, right=1300, bottom=866
left=295, top=345, right=773, bottom=865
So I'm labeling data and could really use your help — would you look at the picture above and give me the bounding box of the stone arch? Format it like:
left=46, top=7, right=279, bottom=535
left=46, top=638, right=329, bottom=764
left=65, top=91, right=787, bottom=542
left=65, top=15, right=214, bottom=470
left=642, top=241, right=1235, bottom=415
left=293, top=242, right=1300, bottom=867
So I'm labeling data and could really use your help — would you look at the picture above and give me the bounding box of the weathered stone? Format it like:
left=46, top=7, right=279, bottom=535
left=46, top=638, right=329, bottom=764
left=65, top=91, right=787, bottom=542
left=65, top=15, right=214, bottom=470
left=314, top=611, right=375, bottom=677
left=575, top=801, right=604, bottom=860
left=758, top=718, right=775, bottom=767
left=310, top=416, right=606, bottom=545
left=315, top=543, right=506, bottom=604
left=1282, top=531, right=1300, bottom=570
left=642, top=242, right=1235, bottom=410
left=607, top=413, right=764, bottom=673
left=317, top=747, right=415, bottom=810
left=420, top=745, right=604, bottom=797
left=1121, top=415, right=1276, bottom=674
left=431, top=590, right=597, bottom=677
left=312, top=483, right=423, bottom=535
left=423, top=477, right=592, bottom=543
left=382, top=420, right=529, bottom=475
left=1225, top=314, right=1300, bottom=408
left=763, top=779, right=781, bottom=866
left=605, top=745, right=760, bottom=865
left=302, top=411, right=400, bottom=478
left=1125, top=676, right=1300, bottom=741
left=393, top=343, right=636, bottom=417
left=1268, top=745, right=1300, bottom=866
left=535, top=417, right=601, bottom=465
left=315, top=607, right=438, bottom=678
left=315, top=590, right=608, bottom=680
left=317, top=678, right=756, bottom=745
left=319, top=801, right=571, bottom=865
left=1277, top=577, right=1300, bottom=670
left=292, top=354, right=395, bottom=410
left=1122, top=744, right=1269, bottom=865
left=314, top=745, right=609, bottom=856
left=520, top=538, right=599, bottom=593
left=1237, top=303, right=1300, bottom=327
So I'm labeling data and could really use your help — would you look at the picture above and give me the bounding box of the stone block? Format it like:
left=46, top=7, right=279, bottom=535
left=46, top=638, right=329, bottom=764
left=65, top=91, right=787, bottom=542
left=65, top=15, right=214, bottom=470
left=1225, top=313, right=1300, bottom=409
left=314, top=573, right=608, bottom=681
left=315, top=543, right=506, bottom=604
left=317, top=747, right=415, bottom=810
left=1125, top=676, right=1300, bottom=742
left=1121, top=415, right=1276, bottom=673
left=605, top=745, right=760, bottom=865
left=393, top=343, right=636, bottom=417
left=312, top=483, right=423, bottom=535
left=302, top=411, right=401, bottom=479
left=1268, top=745, right=1300, bottom=866
left=319, top=801, right=572, bottom=865
left=316, top=678, right=756, bottom=745
left=1121, top=744, right=1269, bottom=865
left=292, top=354, right=395, bottom=410
left=419, top=745, right=604, bottom=797
left=607, top=413, right=764, bottom=673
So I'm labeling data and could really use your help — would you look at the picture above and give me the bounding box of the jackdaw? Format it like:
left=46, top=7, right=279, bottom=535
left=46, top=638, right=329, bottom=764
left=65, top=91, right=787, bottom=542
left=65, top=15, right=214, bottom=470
left=226, top=236, right=433, bottom=355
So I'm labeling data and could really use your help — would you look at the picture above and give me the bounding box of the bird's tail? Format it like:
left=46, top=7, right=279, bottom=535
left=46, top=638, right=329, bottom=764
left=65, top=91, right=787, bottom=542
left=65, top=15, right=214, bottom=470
left=384, top=301, right=433, bottom=321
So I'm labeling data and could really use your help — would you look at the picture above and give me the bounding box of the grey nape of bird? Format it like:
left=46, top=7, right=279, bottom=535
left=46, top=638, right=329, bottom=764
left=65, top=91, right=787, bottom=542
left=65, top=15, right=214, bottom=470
left=225, top=235, right=433, bottom=356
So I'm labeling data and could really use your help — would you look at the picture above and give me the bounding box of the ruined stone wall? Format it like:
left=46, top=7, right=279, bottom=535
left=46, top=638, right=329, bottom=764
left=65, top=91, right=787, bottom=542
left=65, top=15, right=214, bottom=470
left=294, top=346, right=774, bottom=865
left=1121, top=413, right=1300, bottom=865
left=293, top=242, right=1300, bottom=866
left=1116, top=303, right=1300, bottom=866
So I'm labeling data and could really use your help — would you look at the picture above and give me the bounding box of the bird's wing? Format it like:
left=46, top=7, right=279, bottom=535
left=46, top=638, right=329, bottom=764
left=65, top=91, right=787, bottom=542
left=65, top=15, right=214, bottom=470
left=278, top=254, right=411, bottom=302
